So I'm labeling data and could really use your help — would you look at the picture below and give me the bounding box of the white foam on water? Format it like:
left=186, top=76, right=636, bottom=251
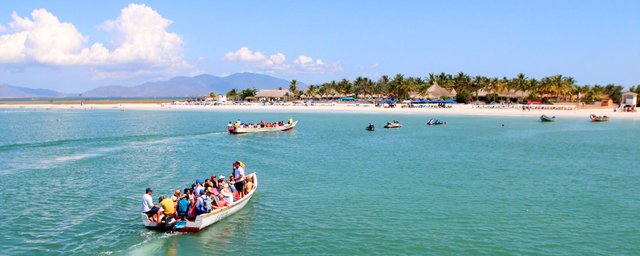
left=126, top=232, right=183, bottom=256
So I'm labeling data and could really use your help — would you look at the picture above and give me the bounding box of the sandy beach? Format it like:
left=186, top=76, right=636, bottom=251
left=2, top=101, right=639, bottom=120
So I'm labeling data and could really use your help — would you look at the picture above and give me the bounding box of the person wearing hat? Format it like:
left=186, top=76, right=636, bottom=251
left=171, top=190, right=181, bottom=202
left=194, top=179, right=204, bottom=197
left=220, top=182, right=234, bottom=204
left=141, top=188, right=161, bottom=223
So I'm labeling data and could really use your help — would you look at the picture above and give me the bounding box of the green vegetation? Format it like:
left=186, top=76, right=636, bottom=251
left=301, top=72, right=631, bottom=104
left=238, top=88, right=257, bottom=100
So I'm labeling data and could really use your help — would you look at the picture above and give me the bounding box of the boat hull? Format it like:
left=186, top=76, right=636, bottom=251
left=384, top=123, right=402, bottom=128
left=141, top=173, right=258, bottom=233
left=590, top=114, right=609, bottom=122
left=540, top=115, right=555, bottom=122
left=230, top=121, right=297, bottom=134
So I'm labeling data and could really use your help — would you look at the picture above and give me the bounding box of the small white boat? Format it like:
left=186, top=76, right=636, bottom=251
left=141, top=173, right=258, bottom=232
left=229, top=121, right=297, bottom=134
left=384, top=121, right=402, bottom=128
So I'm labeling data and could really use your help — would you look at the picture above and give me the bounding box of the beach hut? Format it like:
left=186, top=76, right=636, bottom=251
left=601, top=98, right=613, bottom=107
left=255, top=89, right=290, bottom=102
left=621, top=92, right=637, bottom=106
left=621, top=92, right=637, bottom=112
left=425, top=83, right=456, bottom=99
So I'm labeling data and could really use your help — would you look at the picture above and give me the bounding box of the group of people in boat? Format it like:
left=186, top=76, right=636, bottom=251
left=228, top=118, right=293, bottom=130
left=141, top=161, right=255, bottom=224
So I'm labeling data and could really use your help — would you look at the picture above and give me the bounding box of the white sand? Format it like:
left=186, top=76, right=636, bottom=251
left=2, top=103, right=639, bottom=120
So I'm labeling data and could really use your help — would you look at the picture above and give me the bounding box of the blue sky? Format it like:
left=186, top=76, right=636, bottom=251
left=0, top=0, right=638, bottom=93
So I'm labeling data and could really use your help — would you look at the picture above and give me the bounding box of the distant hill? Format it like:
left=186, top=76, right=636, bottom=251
left=0, top=84, right=68, bottom=98
left=82, top=72, right=298, bottom=98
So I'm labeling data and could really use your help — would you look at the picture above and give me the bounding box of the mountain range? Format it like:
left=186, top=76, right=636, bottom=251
left=0, top=72, right=299, bottom=98
left=0, top=84, right=70, bottom=98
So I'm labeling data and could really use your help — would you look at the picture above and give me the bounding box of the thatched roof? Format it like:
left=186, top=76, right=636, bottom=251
left=255, top=89, right=290, bottom=98
left=409, top=83, right=457, bottom=99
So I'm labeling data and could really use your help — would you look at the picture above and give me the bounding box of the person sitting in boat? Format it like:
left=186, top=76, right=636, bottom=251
left=214, top=193, right=229, bottom=208
left=194, top=180, right=204, bottom=197
left=260, top=120, right=265, bottom=127
left=171, top=190, right=181, bottom=202
left=195, top=189, right=209, bottom=214
left=233, top=161, right=246, bottom=199
left=141, top=187, right=161, bottom=223
left=220, top=183, right=234, bottom=203
left=176, top=195, right=190, bottom=221
left=227, top=122, right=234, bottom=131
left=218, top=175, right=225, bottom=189
left=159, top=195, right=176, bottom=220
left=288, top=117, right=293, bottom=124
left=244, top=175, right=255, bottom=193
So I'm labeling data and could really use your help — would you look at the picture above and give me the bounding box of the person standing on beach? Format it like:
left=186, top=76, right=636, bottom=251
left=233, top=161, right=245, bottom=198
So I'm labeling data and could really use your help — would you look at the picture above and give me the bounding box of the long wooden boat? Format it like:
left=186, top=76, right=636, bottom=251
left=590, top=114, right=609, bottom=122
left=229, top=121, right=297, bottom=134
left=540, top=115, right=556, bottom=122
left=141, top=173, right=258, bottom=233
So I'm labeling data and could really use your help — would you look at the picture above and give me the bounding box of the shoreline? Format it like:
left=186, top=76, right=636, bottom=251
left=1, top=102, right=639, bottom=120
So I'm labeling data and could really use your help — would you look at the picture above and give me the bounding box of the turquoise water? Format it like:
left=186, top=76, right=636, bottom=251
left=0, top=109, right=639, bottom=255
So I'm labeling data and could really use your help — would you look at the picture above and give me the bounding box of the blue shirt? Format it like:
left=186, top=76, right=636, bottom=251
left=177, top=198, right=189, bottom=214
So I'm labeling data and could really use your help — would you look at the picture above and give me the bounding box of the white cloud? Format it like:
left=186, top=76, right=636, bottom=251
left=224, top=47, right=267, bottom=63
left=0, top=4, right=187, bottom=79
left=0, top=24, right=6, bottom=32
left=223, top=46, right=341, bottom=74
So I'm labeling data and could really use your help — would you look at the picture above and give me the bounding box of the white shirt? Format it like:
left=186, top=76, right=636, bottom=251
left=234, top=166, right=245, bottom=180
left=194, top=185, right=204, bottom=197
left=141, top=194, right=154, bottom=213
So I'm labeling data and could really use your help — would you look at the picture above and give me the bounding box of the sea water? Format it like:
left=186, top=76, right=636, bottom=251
left=0, top=109, right=638, bottom=255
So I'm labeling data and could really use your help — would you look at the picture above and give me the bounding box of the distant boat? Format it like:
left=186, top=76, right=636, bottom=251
left=384, top=121, right=402, bottom=128
left=590, top=114, right=609, bottom=122
left=229, top=121, right=297, bottom=134
left=427, top=119, right=445, bottom=125
left=141, top=173, right=258, bottom=232
left=366, top=124, right=376, bottom=131
left=540, top=115, right=556, bottom=122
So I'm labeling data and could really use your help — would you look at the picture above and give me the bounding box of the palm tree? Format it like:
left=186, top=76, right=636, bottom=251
left=353, top=76, right=367, bottom=98
left=289, top=80, right=299, bottom=100
left=389, top=74, right=409, bottom=100
left=209, top=91, right=218, bottom=100
left=511, top=73, right=527, bottom=103
left=336, top=78, right=353, bottom=96
left=226, top=88, right=238, bottom=101
left=304, top=85, right=319, bottom=100
left=375, top=75, right=390, bottom=98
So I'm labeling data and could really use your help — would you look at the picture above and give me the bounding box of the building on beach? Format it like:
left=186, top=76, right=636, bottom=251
left=409, top=83, right=457, bottom=99
left=621, top=92, right=637, bottom=106
left=255, top=89, right=290, bottom=101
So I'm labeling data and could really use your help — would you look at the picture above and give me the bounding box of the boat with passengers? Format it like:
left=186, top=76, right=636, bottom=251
left=590, top=114, right=609, bottom=122
left=141, top=172, right=258, bottom=232
left=384, top=120, right=402, bottom=128
left=228, top=119, right=297, bottom=134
